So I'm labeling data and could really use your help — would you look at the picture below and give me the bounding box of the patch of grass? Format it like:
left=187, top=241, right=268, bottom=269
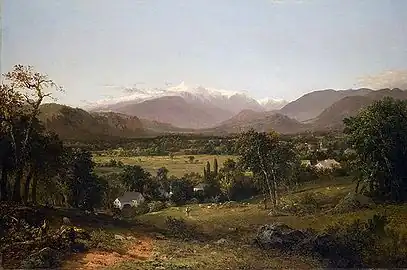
left=109, top=239, right=318, bottom=270
left=80, top=229, right=127, bottom=255
left=93, top=155, right=236, bottom=177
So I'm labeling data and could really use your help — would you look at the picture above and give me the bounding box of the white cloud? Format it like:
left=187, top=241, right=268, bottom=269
left=356, top=70, right=407, bottom=90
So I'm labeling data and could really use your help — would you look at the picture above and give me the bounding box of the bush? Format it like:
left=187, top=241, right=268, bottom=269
left=147, top=201, right=166, bottom=213
left=85, top=229, right=127, bottom=255
left=325, top=214, right=407, bottom=268
left=165, top=217, right=201, bottom=240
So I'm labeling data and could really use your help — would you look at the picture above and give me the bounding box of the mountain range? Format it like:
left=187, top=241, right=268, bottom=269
left=89, top=82, right=287, bottom=129
left=39, top=86, right=407, bottom=140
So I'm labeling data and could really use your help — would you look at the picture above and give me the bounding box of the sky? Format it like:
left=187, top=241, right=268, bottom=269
left=2, top=0, right=407, bottom=106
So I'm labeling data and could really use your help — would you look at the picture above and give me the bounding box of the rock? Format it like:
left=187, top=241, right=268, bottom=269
left=215, top=238, right=227, bottom=245
left=114, top=234, right=125, bottom=241
left=62, top=217, right=71, bottom=225
left=254, top=223, right=311, bottom=250
left=21, top=247, right=60, bottom=269
left=333, top=192, right=375, bottom=213
left=126, top=236, right=136, bottom=241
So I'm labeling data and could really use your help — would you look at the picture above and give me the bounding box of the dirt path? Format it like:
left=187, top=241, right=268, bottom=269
left=63, top=235, right=153, bottom=270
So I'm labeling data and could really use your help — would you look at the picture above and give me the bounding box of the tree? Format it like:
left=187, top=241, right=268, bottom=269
left=206, top=161, right=211, bottom=177
left=344, top=97, right=407, bottom=202
left=188, top=155, right=195, bottom=163
left=236, top=129, right=297, bottom=208
left=64, top=148, right=105, bottom=209
left=213, top=158, right=219, bottom=176
left=170, top=177, right=194, bottom=205
left=25, top=128, right=64, bottom=204
left=120, top=165, right=151, bottom=194
left=0, top=65, right=62, bottom=202
left=218, top=159, right=238, bottom=201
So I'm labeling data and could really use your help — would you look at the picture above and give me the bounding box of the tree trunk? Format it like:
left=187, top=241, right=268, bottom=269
left=257, top=145, right=275, bottom=207
left=0, top=165, right=9, bottom=201
left=271, top=169, right=278, bottom=206
left=12, top=165, right=24, bottom=202
left=31, top=174, right=38, bottom=204
left=355, top=178, right=361, bottom=193
left=23, top=165, right=34, bottom=204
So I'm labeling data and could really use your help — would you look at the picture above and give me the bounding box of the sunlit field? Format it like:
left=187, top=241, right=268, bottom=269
left=93, top=154, right=237, bottom=177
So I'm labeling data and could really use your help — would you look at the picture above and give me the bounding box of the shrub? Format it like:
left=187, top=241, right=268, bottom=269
left=165, top=217, right=201, bottom=240
left=325, top=214, right=407, bottom=268
left=85, top=229, right=127, bottom=255
left=147, top=201, right=166, bottom=213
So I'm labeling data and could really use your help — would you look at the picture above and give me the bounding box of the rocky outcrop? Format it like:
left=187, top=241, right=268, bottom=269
left=254, top=222, right=364, bottom=268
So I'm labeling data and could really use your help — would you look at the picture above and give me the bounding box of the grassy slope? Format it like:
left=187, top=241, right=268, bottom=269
left=93, top=155, right=237, bottom=177
left=106, top=177, right=407, bottom=269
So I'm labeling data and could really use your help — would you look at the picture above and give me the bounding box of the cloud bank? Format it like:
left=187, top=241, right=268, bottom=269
left=357, top=70, right=407, bottom=90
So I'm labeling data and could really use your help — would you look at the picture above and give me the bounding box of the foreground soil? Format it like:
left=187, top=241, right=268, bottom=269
left=63, top=234, right=153, bottom=269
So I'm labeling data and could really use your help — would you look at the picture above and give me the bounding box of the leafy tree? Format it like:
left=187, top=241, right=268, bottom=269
left=0, top=65, right=62, bottom=202
left=236, top=129, right=297, bottom=207
left=120, top=165, right=151, bottom=194
left=65, top=148, right=105, bottom=209
left=344, top=97, right=407, bottom=202
left=218, top=159, right=239, bottom=200
left=170, top=177, right=194, bottom=205
left=25, top=128, right=64, bottom=204
left=214, top=158, right=219, bottom=176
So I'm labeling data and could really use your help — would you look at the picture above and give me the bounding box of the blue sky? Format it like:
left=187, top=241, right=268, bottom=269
left=3, top=0, right=407, bottom=106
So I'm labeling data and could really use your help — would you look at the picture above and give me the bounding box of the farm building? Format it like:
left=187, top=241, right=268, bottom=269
left=113, top=191, right=145, bottom=210
left=315, top=159, right=341, bottom=170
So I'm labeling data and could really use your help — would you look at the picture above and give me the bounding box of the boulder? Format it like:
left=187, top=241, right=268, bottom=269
left=21, top=247, right=60, bottom=269
left=333, top=192, right=375, bottom=214
left=255, top=223, right=312, bottom=250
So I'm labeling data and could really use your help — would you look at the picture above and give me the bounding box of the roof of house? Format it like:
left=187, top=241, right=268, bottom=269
left=117, top=191, right=145, bottom=202
left=316, top=159, right=340, bottom=168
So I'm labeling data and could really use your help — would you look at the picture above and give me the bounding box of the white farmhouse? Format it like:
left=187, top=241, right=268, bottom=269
left=315, top=159, right=341, bottom=170
left=113, top=191, right=145, bottom=210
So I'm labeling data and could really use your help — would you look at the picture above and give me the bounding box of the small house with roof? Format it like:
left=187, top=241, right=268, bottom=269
left=315, top=159, right=341, bottom=171
left=113, top=191, right=145, bottom=210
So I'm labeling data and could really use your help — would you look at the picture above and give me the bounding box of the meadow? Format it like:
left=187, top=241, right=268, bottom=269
left=96, top=177, right=407, bottom=269
left=93, top=154, right=237, bottom=177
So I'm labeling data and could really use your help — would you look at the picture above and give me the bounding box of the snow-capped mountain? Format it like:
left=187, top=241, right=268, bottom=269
left=88, top=82, right=286, bottom=128
left=90, top=82, right=284, bottom=112
left=258, top=97, right=289, bottom=111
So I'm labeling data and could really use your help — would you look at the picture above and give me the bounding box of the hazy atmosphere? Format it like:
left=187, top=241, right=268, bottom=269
left=3, top=0, right=407, bottom=106
left=4, top=1, right=407, bottom=269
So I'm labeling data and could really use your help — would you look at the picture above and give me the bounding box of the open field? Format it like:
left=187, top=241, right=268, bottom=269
left=103, top=177, right=407, bottom=269
left=7, top=176, right=407, bottom=269
left=93, top=154, right=237, bottom=177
